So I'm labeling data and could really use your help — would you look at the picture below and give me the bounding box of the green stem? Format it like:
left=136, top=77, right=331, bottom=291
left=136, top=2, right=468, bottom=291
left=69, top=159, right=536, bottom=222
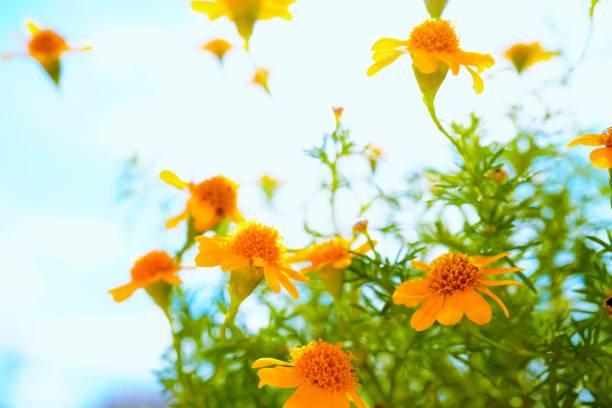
left=220, top=301, right=239, bottom=342
left=163, top=309, right=191, bottom=402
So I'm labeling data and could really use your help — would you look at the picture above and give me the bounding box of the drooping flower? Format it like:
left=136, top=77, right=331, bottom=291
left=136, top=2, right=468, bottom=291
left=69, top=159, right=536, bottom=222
left=203, top=38, right=232, bottom=62
left=252, top=67, right=271, bottom=94
left=289, top=236, right=373, bottom=298
left=160, top=170, right=244, bottom=231
left=258, top=173, right=282, bottom=203
left=368, top=19, right=494, bottom=94
left=3, top=20, right=91, bottom=85
left=192, top=0, right=296, bottom=47
left=566, top=127, right=612, bottom=169
left=505, top=42, right=559, bottom=74
left=195, top=221, right=307, bottom=299
left=109, top=251, right=182, bottom=302
left=252, top=340, right=368, bottom=408
left=363, top=144, right=383, bottom=172
left=393, top=252, right=523, bottom=331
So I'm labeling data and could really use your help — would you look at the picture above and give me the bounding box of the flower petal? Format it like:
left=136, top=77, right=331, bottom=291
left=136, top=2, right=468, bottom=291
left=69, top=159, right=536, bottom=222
left=465, top=65, right=484, bottom=94
left=589, top=147, right=612, bottom=169
left=367, top=52, right=402, bottom=77
left=411, top=50, right=438, bottom=74
left=160, top=170, right=187, bottom=189
left=471, top=252, right=511, bottom=266
left=252, top=358, right=294, bottom=369
left=281, top=267, right=309, bottom=283
left=393, top=279, right=430, bottom=307
left=566, top=134, right=604, bottom=148
left=477, top=286, right=509, bottom=318
left=347, top=388, right=369, bottom=408
left=165, top=209, right=188, bottom=229
left=284, top=383, right=329, bottom=408
left=192, top=1, right=225, bottom=19
left=371, top=37, right=408, bottom=51
left=256, top=366, right=304, bottom=389
left=436, top=293, right=464, bottom=326
left=410, top=260, right=431, bottom=272
left=263, top=265, right=282, bottom=293
left=410, top=294, right=443, bottom=331
left=108, top=282, right=140, bottom=302
left=220, top=255, right=250, bottom=272
left=480, top=279, right=522, bottom=286
left=460, top=289, right=492, bottom=325
left=161, top=273, right=183, bottom=285
left=481, top=267, right=524, bottom=275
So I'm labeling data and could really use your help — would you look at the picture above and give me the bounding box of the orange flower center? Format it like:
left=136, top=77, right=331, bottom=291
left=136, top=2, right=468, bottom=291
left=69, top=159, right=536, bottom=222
left=229, top=222, right=282, bottom=264
left=427, top=253, right=480, bottom=294
left=28, top=30, right=68, bottom=59
left=131, top=251, right=177, bottom=282
left=190, top=176, right=238, bottom=216
left=291, top=340, right=357, bottom=393
left=408, top=19, right=459, bottom=53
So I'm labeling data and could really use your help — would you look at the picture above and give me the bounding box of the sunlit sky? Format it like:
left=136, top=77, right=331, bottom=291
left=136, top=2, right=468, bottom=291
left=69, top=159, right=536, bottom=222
left=1, top=0, right=611, bottom=406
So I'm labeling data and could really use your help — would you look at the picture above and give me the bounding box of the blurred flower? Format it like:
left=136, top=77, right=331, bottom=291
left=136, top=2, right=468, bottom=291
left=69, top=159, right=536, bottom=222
left=505, top=42, right=559, bottom=74
left=109, top=251, right=181, bottom=303
left=393, top=252, right=523, bottom=331
left=192, top=0, right=296, bottom=48
left=332, top=106, right=344, bottom=126
left=258, top=173, right=282, bottom=203
left=3, top=20, right=91, bottom=86
left=160, top=170, right=244, bottom=231
left=252, top=67, right=271, bottom=94
left=566, top=127, right=612, bottom=169
left=424, top=0, right=449, bottom=19
left=195, top=221, right=308, bottom=299
left=203, top=38, right=233, bottom=62
left=368, top=19, right=494, bottom=94
left=605, top=294, right=612, bottom=317
left=352, top=220, right=369, bottom=235
left=487, top=167, right=508, bottom=183
left=289, top=236, right=373, bottom=299
left=363, top=144, right=383, bottom=172
left=252, top=340, right=368, bottom=408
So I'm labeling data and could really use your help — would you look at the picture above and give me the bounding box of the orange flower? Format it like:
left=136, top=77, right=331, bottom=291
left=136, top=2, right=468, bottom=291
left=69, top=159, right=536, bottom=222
left=109, top=251, right=182, bottom=302
left=252, top=67, right=271, bottom=94
left=203, top=38, right=232, bottom=62
left=505, top=42, right=559, bottom=74
left=192, top=0, right=296, bottom=47
left=195, top=221, right=308, bottom=299
left=3, top=20, right=91, bottom=85
left=566, top=127, right=612, bottom=169
left=393, top=252, right=523, bottom=331
left=160, top=170, right=244, bottom=231
left=252, top=340, right=368, bottom=408
left=368, top=19, right=494, bottom=93
left=332, top=106, right=344, bottom=126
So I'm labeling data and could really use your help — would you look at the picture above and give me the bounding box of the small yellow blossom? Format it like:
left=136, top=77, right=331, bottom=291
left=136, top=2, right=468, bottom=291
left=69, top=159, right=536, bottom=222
left=195, top=221, right=308, bottom=299
left=258, top=174, right=282, bottom=203
left=363, top=144, right=383, bottom=172
left=505, top=42, right=559, bottom=74
left=203, top=38, right=232, bottom=62
left=3, top=20, right=91, bottom=85
left=332, top=106, right=344, bottom=126
left=566, top=127, right=612, bottom=169
left=368, top=19, right=494, bottom=94
left=109, top=251, right=182, bottom=303
left=252, top=67, right=271, bottom=94
left=252, top=340, right=368, bottom=408
left=160, top=170, right=243, bottom=231
left=192, top=0, right=296, bottom=47
left=393, top=252, right=523, bottom=331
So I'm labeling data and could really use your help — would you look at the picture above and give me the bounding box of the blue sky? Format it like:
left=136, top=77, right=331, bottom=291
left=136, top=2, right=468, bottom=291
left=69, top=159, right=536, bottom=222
left=1, top=0, right=611, bottom=407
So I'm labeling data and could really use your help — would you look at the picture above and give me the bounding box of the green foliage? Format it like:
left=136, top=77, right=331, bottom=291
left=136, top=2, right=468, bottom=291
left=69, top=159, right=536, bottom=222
left=154, top=106, right=612, bottom=407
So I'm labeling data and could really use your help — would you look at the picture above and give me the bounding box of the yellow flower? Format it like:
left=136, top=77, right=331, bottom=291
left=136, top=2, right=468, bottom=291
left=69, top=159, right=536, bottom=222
left=566, top=127, right=612, bottom=169
left=203, top=38, right=232, bottom=62
left=252, top=67, right=271, bottom=94
left=290, top=237, right=373, bottom=298
left=393, top=252, right=523, bottom=331
left=504, top=42, right=559, bottom=74
left=160, top=170, right=244, bottom=231
left=109, top=251, right=182, bottom=302
left=195, top=221, right=308, bottom=299
left=3, top=20, right=91, bottom=85
left=363, top=144, right=383, bottom=172
left=252, top=340, right=368, bottom=408
left=368, top=19, right=494, bottom=94
left=192, top=0, right=296, bottom=47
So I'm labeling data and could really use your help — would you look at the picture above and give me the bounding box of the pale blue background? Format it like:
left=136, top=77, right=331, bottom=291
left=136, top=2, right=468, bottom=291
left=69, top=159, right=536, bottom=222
left=1, top=0, right=611, bottom=406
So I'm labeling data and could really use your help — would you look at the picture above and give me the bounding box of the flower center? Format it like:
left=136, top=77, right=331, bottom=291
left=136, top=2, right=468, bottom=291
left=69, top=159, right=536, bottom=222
left=131, top=251, right=176, bottom=281
left=408, top=19, right=460, bottom=53
left=310, top=239, right=349, bottom=265
left=427, top=253, right=480, bottom=294
left=291, top=340, right=357, bottom=393
left=191, top=176, right=238, bottom=216
left=230, top=222, right=282, bottom=263
left=28, top=30, right=68, bottom=59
